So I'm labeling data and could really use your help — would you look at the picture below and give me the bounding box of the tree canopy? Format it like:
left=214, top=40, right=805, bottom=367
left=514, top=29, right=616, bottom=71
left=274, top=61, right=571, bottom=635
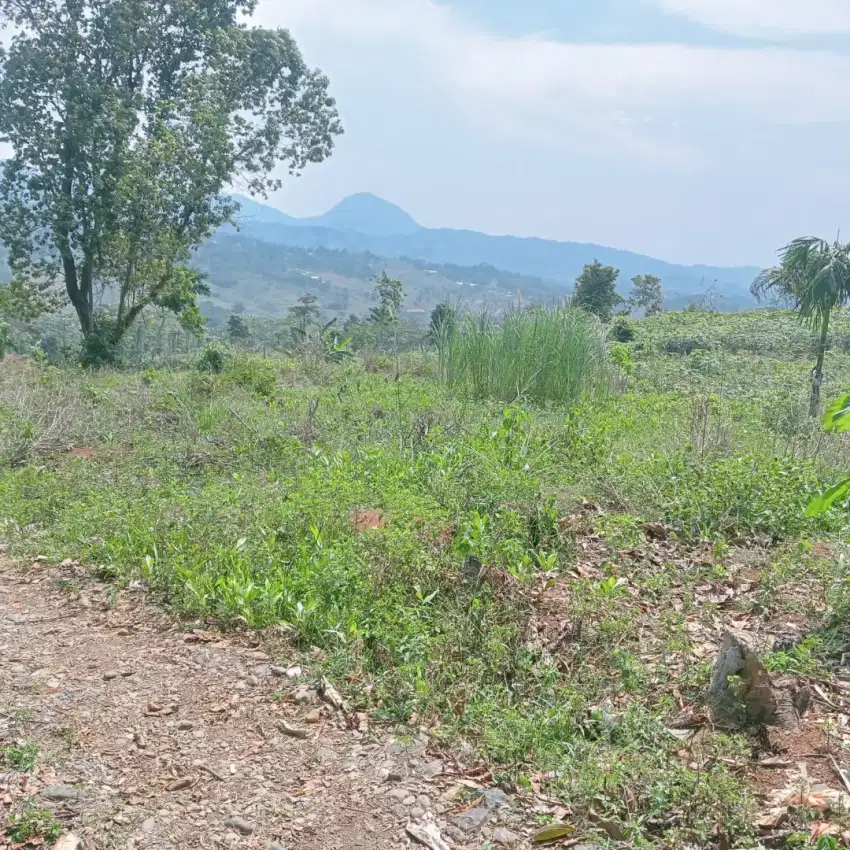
left=0, top=0, right=342, bottom=362
left=572, top=260, right=622, bottom=322
left=630, top=274, right=663, bottom=316
left=752, top=236, right=850, bottom=415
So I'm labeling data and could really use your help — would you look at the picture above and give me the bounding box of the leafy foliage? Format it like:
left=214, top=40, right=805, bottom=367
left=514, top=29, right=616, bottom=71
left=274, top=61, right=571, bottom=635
left=753, top=237, right=850, bottom=415
left=629, top=274, right=664, bottom=316
left=0, top=0, right=342, bottom=361
left=572, top=260, right=622, bottom=322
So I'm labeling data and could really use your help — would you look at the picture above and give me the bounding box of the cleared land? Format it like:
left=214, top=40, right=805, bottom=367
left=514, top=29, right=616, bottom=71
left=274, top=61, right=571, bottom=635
left=3, top=310, right=850, bottom=849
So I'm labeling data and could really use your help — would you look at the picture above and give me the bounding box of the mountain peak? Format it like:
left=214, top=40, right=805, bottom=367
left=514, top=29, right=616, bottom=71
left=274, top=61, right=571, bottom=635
left=309, top=193, right=422, bottom=236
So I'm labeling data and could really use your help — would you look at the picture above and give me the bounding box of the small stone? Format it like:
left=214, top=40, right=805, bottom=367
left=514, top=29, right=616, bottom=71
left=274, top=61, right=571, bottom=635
left=452, top=805, right=490, bottom=833
left=225, top=816, right=255, bottom=835
left=387, top=788, right=408, bottom=801
left=403, top=795, right=416, bottom=806
left=415, top=795, right=431, bottom=809
left=247, top=649, right=269, bottom=661
left=10, top=663, right=26, bottom=675
left=44, top=679, right=62, bottom=692
left=103, top=671, right=119, bottom=681
left=293, top=685, right=315, bottom=704
left=270, top=666, right=288, bottom=677
left=410, top=807, right=425, bottom=820
left=140, top=817, right=156, bottom=835
left=443, top=824, right=465, bottom=842
left=305, top=709, right=322, bottom=724
left=387, top=771, right=403, bottom=782
left=494, top=827, right=519, bottom=846
left=253, top=664, right=272, bottom=677
left=233, top=680, right=247, bottom=691
left=117, top=627, right=132, bottom=636
left=120, top=670, right=135, bottom=677
left=178, top=721, right=194, bottom=731
left=42, top=784, right=83, bottom=802
left=483, top=788, right=509, bottom=809
left=268, top=843, right=286, bottom=850
left=391, top=803, right=409, bottom=820
left=133, top=731, right=147, bottom=749
left=378, top=768, right=390, bottom=779
left=246, top=674, right=259, bottom=687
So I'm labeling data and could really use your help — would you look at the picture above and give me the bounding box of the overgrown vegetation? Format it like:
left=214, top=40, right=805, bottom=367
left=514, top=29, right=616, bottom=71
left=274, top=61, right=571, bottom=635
left=3, top=306, right=850, bottom=847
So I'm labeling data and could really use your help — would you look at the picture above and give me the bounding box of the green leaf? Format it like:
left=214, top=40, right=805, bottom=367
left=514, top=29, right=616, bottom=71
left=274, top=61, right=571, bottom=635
left=805, top=476, right=850, bottom=516
left=824, top=394, right=850, bottom=433
left=533, top=823, right=575, bottom=843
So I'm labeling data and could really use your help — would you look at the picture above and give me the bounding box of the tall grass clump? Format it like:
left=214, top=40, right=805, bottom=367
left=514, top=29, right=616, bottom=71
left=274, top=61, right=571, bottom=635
left=438, top=304, right=611, bottom=405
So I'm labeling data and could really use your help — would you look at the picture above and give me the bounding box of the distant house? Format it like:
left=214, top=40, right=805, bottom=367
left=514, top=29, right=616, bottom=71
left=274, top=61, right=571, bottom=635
left=406, top=308, right=426, bottom=314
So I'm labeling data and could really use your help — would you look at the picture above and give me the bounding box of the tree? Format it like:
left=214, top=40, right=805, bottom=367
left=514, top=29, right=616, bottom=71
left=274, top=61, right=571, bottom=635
left=572, top=260, right=622, bottom=322
left=288, top=294, right=320, bottom=342
left=227, top=314, right=249, bottom=345
left=369, top=272, right=405, bottom=326
left=0, top=0, right=342, bottom=364
left=752, top=236, right=850, bottom=416
left=629, top=274, right=663, bottom=316
left=428, top=302, right=456, bottom=345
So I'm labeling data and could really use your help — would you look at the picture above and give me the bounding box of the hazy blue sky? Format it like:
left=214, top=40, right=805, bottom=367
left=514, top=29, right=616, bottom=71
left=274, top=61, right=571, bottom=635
left=248, top=0, right=850, bottom=267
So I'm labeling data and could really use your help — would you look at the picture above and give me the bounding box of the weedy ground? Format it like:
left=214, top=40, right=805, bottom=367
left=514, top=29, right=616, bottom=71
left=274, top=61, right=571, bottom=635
left=3, top=309, right=850, bottom=848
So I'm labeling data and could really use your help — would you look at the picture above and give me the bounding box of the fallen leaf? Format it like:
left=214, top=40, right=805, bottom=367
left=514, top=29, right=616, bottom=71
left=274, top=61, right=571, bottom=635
left=666, top=727, right=696, bottom=741
left=52, top=836, right=81, bottom=850
left=755, top=807, right=787, bottom=830
left=757, top=756, right=792, bottom=768
left=406, top=821, right=451, bottom=850
left=279, top=721, right=308, bottom=739
left=166, top=777, right=194, bottom=792
left=810, top=822, right=840, bottom=842
left=533, top=823, right=575, bottom=843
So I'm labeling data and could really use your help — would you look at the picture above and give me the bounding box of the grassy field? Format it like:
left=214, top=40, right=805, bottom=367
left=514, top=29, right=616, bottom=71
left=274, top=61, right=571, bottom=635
left=3, top=308, right=850, bottom=848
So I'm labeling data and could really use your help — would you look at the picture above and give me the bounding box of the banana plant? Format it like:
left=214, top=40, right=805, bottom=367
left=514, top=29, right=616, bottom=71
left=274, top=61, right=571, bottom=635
left=806, top=392, right=850, bottom=515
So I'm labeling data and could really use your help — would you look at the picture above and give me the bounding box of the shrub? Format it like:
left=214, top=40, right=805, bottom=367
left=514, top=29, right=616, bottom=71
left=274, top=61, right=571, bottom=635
left=611, top=316, right=635, bottom=342
left=197, top=342, right=228, bottom=374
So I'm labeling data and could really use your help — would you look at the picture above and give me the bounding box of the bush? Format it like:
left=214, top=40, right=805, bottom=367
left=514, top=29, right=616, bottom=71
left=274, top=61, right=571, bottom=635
left=611, top=316, right=635, bottom=342
left=228, top=353, right=277, bottom=398
left=197, top=342, right=228, bottom=374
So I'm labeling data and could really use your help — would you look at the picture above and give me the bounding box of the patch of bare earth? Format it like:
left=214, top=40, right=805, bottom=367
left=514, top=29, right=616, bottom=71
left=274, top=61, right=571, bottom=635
left=0, top=559, right=518, bottom=850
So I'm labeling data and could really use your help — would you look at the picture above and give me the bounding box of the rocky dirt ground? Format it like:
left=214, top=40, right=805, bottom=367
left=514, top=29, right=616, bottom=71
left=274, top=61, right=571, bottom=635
left=0, top=559, right=536, bottom=850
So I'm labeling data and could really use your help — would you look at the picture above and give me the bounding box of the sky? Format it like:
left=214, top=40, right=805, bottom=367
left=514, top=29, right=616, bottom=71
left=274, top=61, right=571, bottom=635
left=248, top=0, right=850, bottom=267
left=2, top=1, right=848, bottom=267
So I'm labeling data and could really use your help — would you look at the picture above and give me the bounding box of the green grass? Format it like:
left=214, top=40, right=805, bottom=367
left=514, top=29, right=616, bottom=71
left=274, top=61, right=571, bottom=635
left=3, top=309, right=850, bottom=847
left=4, top=798, right=63, bottom=845
left=1, top=741, right=39, bottom=772
left=439, top=304, right=611, bottom=404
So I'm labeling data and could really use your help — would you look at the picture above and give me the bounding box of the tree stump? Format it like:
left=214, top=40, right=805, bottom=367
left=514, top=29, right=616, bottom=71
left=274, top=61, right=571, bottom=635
left=708, top=633, right=808, bottom=730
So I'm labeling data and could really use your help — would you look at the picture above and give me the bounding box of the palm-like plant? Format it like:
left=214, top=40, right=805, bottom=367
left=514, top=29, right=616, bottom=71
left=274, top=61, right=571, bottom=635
left=752, top=236, right=850, bottom=416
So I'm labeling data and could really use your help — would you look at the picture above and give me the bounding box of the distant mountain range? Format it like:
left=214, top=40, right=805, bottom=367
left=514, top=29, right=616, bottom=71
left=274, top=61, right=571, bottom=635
left=215, top=192, right=761, bottom=316
left=1, top=192, right=764, bottom=322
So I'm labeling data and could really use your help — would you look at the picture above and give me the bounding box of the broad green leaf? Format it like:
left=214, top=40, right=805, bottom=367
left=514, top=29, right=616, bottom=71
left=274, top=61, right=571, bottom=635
left=533, top=823, right=575, bottom=843
left=806, top=476, right=850, bottom=516
left=824, top=394, right=850, bottom=433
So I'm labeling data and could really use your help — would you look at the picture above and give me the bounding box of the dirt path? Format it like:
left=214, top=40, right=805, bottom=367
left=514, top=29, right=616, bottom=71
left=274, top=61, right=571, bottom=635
left=0, top=559, right=511, bottom=850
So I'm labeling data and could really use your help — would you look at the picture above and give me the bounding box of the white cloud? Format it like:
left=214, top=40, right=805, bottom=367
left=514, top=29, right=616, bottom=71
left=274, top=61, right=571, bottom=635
left=258, top=0, right=850, bottom=158
left=657, top=0, right=850, bottom=37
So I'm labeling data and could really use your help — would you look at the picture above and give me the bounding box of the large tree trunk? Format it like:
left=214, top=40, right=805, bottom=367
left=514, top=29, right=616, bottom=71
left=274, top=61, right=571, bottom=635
left=810, top=308, right=830, bottom=418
